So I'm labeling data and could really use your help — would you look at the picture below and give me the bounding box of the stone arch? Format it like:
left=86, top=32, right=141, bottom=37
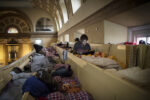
left=0, top=9, right=33, bottom=33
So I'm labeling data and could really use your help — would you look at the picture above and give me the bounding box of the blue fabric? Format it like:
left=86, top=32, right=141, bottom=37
left=22, top=76, right=50, bottom=97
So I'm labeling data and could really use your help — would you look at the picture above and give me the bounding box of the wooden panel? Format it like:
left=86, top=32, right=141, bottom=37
left=22, top=46, right=150, bottom=100
left=55, top=46, right=150, bottom=100
left=91, top=44, right=111, bottom=55
left=109, top=45, right=126, bottom=68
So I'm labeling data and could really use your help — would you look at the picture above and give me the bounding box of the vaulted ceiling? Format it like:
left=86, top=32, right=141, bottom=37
left=31, top=0, right=62, bottom=22
left=0, top=0, right=62, bottom=33
left=0, top=0, right=59, bottom=19
left=0, top=0, right=150, bottom=31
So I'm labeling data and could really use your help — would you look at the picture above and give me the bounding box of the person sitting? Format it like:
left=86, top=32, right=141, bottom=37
left=75, top=38, right=79, bottom=43
left=31, top=44, right=51, bottom=72
left=139, top=40, right=146, bottom=44
left=73, top=34, right=91, bottom=54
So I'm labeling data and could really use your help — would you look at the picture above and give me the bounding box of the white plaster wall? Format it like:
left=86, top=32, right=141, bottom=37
left=58, top=0, right=113, bottom=35
left=104, top=20, right=128, bottom=44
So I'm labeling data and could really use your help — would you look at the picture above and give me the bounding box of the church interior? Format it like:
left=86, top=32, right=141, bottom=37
left=0, top=0, right=150, bottom=100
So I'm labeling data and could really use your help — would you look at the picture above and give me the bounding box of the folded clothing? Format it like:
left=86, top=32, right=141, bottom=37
left=82, top=56, right=120, bottom=69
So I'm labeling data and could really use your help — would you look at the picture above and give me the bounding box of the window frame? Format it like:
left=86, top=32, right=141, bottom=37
left=7, top=27, right=19, bottom=34
left=35, top=39, right=42, bottom=45
left=36, top=17, right=54, bottom=32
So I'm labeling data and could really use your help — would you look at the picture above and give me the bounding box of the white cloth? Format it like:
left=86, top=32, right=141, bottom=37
left=116, top=67, right=150, bottom=84
left=31, top=53, right=50, bottom=72
left=82, top=56, right=119, bottom=69
left=10, top=71, right=32, bottom=80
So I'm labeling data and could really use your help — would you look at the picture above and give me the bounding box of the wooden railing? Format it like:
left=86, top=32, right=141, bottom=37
left=54, top=45, right=150, bottom=100
left=0, top=51, right=34, bottom=93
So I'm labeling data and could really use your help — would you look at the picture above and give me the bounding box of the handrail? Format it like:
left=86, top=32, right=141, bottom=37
left=0, top=51, right=34, bottom=70
left=0, top=51, right=35, bottom=92
left=54, top=46, right=150, bottom=100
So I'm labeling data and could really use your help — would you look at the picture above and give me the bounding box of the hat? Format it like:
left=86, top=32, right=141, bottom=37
left=33, top=44, right=43, bottom=53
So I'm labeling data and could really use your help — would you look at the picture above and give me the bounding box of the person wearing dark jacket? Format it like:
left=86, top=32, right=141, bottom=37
left=73, top=34, right=91, bottom=54
left=22, top=69, right=57, bottom=98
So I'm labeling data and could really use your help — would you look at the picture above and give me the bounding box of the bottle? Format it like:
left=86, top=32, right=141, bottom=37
left=63, top=49, right=67, bottom=63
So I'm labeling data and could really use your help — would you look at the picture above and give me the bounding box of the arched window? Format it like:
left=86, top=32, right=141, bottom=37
left=7, top=27, right=18, bottom=33
left=71, top=0, right=81, bottom=14
left=36, top=18, right=54, bottom=32
left=56, top=10, right=62, bottom=28
left=59, top=0, right=68, bottom=23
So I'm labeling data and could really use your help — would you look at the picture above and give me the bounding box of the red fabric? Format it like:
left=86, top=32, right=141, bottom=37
left=38, top=97, right=48, bottom=100
left=124, top=42, right=136, bottom=45
left=66, top=91, right=91, bottom=100
left=47, top=92, right=65, bottom=100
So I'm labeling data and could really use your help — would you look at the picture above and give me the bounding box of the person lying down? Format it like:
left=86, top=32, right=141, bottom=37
left=0, top=67, right=32, bottom=100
